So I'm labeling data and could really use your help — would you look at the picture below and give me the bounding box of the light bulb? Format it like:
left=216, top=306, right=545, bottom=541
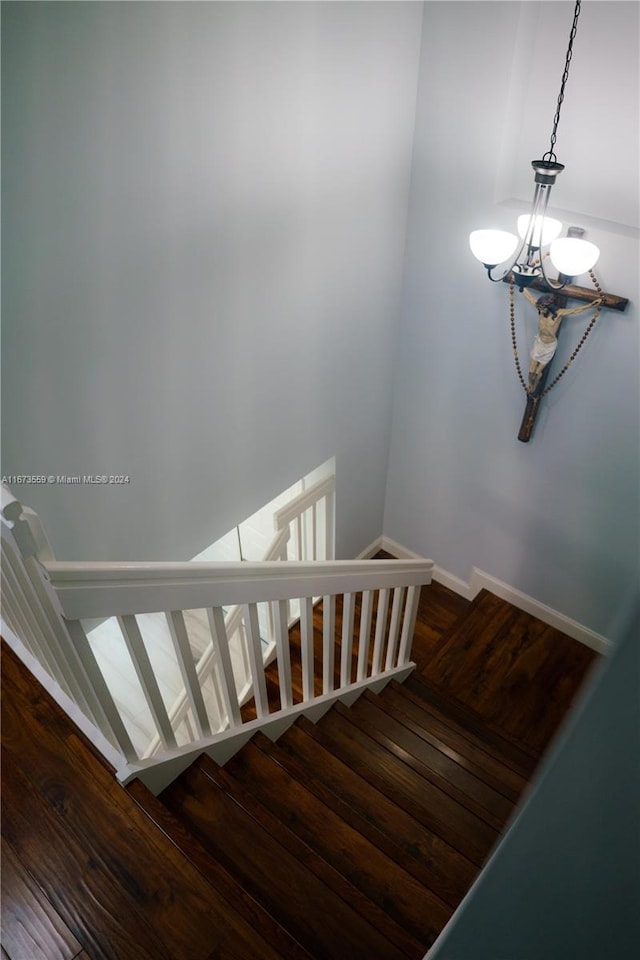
left=517, top=214, right=563, bottom=247
left=469, top=230, right=518, bottom=267
left=549, top=238, right=600, bottom=277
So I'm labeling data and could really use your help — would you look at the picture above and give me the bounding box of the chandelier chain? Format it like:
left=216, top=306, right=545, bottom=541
left=543, top=0, right=582, bottom=164
left=510, top=269, right=604, bottom=400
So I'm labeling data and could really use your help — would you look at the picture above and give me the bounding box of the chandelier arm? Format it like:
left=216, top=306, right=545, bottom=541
left=486, top=241, right=527, bottom=282
left=538, top=253, right=567, bottom=291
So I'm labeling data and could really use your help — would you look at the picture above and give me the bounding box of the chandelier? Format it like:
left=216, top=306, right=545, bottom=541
left=468, top=0, right=628, bottom=441
left=469, top=1, right=597, bottom=287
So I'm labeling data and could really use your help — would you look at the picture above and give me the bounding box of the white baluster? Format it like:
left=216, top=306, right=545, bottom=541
left=322, top=594, right=336, bottom=694
left=183, top=713, right=195, bottom=742
left=166, top=610, right=211, bottom=738
left=398, top=585, right=421, bottom=666
left=1, top=551, right=57, bottom=676
left=325, top=486, right=335, bottom=560
left=231, top=607, right=251, bottom=681
left=2, top=543, right=97, bottom=720
left=295, top=514, right=303, bottom=561
left=357, top=590, right=374, bottom=682
left=385, top=587, right=406, bottom=671
left=311, top=502, right=318, bottom=561
left=300, top=596, right=315, bottom=701
left=340, top=592, right=356, bottom=687
left=272, top=599, right=292, bottom=709
left=207, top=606, right=242, bottom=726
left=118, top=614, right=177, bottom=749
left=1, top=560, right=36, bottom=653
left=242, top=603, right=269, bottom=718
left=372, top=589, right=389, bottom=676
left=65, top=618, right=138, bottom=762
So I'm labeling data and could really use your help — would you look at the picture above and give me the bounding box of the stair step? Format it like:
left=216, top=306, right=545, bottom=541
left=388, top=680, right=528, bottom=799
left=161, top=758, right=410, bottom=960
left=301, top=708, right=500, bottom=866
left=256, top=724, right=478, bottom=909
left=223, top=739, right=451, bottom=953
left=419, top=589, right=598, bottom=757
left=210, top=744, right=436, bottom=957
left=1, top=642, right=288, bottom=960
left=129, top=779, right=314, bottom=960
left=338, top=697, right=512, bottom=830
left=404, top=672, right=538, bottom=778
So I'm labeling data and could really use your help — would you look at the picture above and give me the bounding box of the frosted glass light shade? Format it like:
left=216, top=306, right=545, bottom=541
left=517, top=214, right=562, bottom=247
left=469, top=230, right=518, bottom=267
left=549, top=238, right=600, bottom=277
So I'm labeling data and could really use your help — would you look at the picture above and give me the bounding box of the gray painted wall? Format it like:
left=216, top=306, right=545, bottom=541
left=1, top=0, right=422, bottom=560
left=384, top=1, right=639, bottom=637
left=2, top=2, right=638, bottom=640
left=426, top=596, right=640, bottom=960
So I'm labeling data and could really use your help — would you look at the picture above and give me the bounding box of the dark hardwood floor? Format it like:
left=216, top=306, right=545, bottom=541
left=1, top=569, right=599, bottom=959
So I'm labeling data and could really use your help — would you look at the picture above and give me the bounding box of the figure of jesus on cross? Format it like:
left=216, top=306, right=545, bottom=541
left=522, top=288, right=604, bottom=394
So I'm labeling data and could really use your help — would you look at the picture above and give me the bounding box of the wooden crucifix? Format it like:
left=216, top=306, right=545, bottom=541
left=503, top=275, right=629, bottom=442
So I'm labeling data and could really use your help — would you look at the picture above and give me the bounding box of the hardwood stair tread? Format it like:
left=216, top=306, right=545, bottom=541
left=367, top=683, right=526, bottom=804
left=299, top=708, right=500, bottom=866
left=0, top=835, right=83, bottom=960
left=127, top=777, right=314, bottom=960
left=255, top=724, right=479, bottom=909
left=347, top=693, right=515, bottom=827
left=388, top=679, right=529, bottom=797
left=1, top=642, right=285, bottom=960
left=161, top=758, right=410, bottom=960
left=221, top=739, right=452, bottom=952
left=404, top=671, right=539, bottom=776
left=420, top=589, right=598, bottom=756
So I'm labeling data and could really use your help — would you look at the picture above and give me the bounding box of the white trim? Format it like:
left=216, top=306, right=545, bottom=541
left=468, top=568, right=611, bottom=655
left=432, top=564, right=474, bottom=600
left=117, top=662, right=415, bottom=795
left=356, top=535, right=384, bottom=560
left=380, top=537, right=611, bottom=655
left=380, top=535, right=423, bottom=561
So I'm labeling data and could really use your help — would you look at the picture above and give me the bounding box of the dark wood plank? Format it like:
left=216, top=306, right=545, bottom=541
left=0, top=837, right=83, bottom=960
left=303, top=709, right=500, bottom=866
left=386, top=681, right=527, bottom=800
left=162, top=761, right=409, bottom=960
left=338, top=698, right=512, bottom=829
left=421, top=591, right=598, bottom=755
left=1, top=751, right=162, bottom=960
left=404, top=673, right=538, bottom=777
left=387, top=677, right=529, bottom=788
left=128, top=778, right=315, bottom=960
left=220, top=741, right=452, bottom=952
left=199, top=744, right=430, bottom=957
left=264, top=722, right=478, bottom=909
left=1, top=642, right=287, bottom=960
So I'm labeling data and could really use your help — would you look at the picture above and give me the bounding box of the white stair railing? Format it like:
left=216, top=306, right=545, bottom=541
left=1, top=485, right=433, bottom=795
left=146, top=476, right=334, bottom=755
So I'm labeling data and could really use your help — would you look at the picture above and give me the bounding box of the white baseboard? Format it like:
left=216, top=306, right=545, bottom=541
left=356, top=535, right=385, bottom=560
left=468, top=568, right=611, bottom=654
left=379, top=537, right=611, bottom=655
